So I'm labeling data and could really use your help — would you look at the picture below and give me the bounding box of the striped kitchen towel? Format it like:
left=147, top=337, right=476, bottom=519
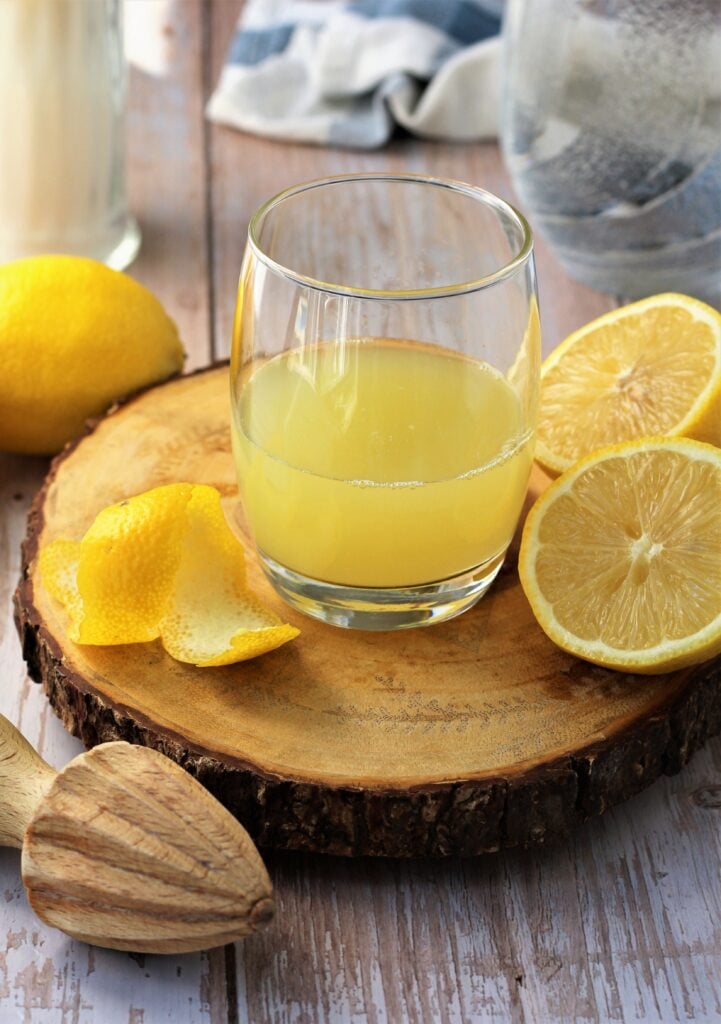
left=206, top=0, right=503, bottom=148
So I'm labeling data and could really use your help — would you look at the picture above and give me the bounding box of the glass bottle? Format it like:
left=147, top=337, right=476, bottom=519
left=0, top=0, right=140, bottom=269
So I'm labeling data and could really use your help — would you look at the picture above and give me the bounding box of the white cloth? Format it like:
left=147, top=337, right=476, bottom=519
left=207, top=0, right=502, bottom=148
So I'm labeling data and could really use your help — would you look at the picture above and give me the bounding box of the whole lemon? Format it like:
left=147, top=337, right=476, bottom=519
left=0, top=255, right=185, bottom=455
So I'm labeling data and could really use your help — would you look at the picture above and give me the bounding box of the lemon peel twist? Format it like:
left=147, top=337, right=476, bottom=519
left=39, top=483, right=299, bottom=667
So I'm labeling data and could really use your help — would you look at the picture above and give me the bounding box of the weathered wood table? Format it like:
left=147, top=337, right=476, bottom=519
left=1, top=3, right=719, bottom=1021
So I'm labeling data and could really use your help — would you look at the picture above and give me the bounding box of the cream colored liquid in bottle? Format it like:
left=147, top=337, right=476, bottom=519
left=0, top=0, right=139, bottom=268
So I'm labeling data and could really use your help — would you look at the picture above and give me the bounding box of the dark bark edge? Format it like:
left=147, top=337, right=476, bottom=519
left=13, top=365, right=721, bottom=857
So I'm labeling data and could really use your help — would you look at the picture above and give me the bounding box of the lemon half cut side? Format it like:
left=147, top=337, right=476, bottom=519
left=519, top=438, right=721, bottom=674
left=536, top=294, right=721, bottom=475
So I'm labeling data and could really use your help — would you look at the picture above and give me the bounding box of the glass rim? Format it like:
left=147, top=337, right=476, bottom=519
left=247, top=172, right=534, bottom=301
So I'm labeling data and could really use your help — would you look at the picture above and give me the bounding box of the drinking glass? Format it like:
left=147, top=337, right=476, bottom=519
left=230, top=174, right=540, bottom=630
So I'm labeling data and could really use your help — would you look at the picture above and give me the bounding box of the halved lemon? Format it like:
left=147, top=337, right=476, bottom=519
left=536, top=294, right=721, bottom=475
left=519, top=438, right=721, bottom=674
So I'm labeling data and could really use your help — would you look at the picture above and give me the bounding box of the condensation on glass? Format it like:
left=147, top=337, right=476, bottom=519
left=502, top=0, right=721, bottom=303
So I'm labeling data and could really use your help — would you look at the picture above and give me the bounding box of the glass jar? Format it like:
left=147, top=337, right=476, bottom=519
left=0, top=0, right=140, bottom=269
left=502, top=0, right=721, bottom=303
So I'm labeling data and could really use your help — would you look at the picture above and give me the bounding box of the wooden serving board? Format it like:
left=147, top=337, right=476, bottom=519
left=14, top=366, right=721, bottom=857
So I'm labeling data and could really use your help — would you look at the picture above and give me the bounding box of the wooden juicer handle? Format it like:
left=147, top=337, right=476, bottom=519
left=0, top=714, right=56, bottom=848
left=0, top=713, right=274, bottom=953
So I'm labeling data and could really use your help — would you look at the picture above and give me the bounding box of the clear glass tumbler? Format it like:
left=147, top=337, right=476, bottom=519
left=0, top=0, right=140, bottom=269
left=230, top=174, right=540, bottom=630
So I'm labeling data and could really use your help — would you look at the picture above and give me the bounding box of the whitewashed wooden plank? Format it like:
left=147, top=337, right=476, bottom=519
left=206, top=124, right=613, bottom=362
left=125, top=0, right=212, bottom=370
left=0, top=0, right=219, bottom=1019
left=0, top=457, right=214, bottom=1024
left=3, top=0, right=719, bottom=1019
left=228, top=752, right=720, bottom=1024
left=573, top=742, right=721, bottom=1024
left=0, top=455, right=216, bottom=1024
left=0, top=912, right=213, bottom=1024
left=207, top=3, right=721, bottom=1021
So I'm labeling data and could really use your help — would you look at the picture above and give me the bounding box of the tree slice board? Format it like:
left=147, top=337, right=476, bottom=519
left=14, top=365, right=721, bottom=857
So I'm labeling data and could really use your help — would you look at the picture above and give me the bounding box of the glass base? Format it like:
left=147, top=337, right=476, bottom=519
left=260, top=550, right=508, bottom=631
left=553, top=236, right=721, bottom=307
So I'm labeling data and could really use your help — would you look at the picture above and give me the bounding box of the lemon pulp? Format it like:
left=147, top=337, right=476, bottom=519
left=520, top=438, right=721, bottom=673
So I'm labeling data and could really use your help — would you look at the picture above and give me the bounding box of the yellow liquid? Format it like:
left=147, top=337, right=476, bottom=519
left=232, top=339, right=533, bottom=588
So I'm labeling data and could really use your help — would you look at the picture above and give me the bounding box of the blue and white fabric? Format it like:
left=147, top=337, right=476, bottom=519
left=207, top=0, right=503, bottom=148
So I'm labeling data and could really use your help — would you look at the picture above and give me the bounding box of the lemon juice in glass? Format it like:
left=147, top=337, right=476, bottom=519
left=231, top=174, right=540, bottom=629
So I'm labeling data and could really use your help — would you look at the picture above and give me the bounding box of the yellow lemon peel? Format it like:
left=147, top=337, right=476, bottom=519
left=39, top=539, right=84, bottom=626
left=39, top=483, right=299, bottom=666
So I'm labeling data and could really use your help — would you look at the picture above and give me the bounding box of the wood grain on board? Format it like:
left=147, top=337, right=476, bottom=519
left=14, top=365, right=721, bottom=863
left=0, top=1, right=719, bottom=1022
